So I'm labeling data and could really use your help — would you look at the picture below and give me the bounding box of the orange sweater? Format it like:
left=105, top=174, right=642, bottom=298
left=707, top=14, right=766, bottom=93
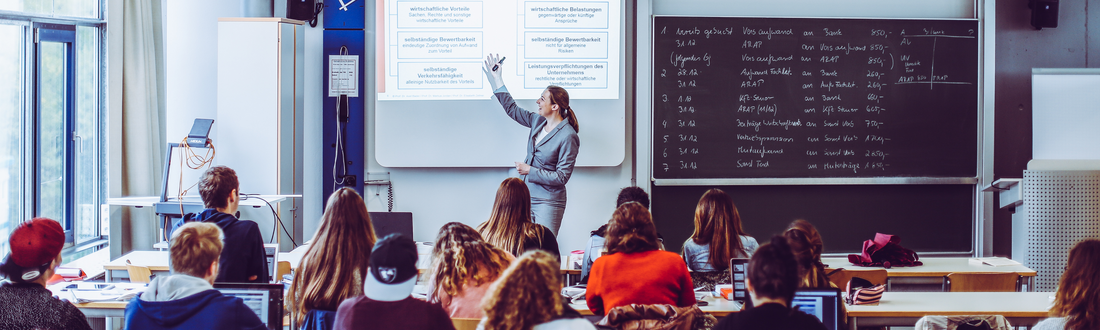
left=585, top=250, right=696, bottom=315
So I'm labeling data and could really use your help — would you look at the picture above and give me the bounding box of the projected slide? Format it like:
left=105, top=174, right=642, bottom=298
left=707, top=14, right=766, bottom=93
left=377, top=0, right=622, bottom=100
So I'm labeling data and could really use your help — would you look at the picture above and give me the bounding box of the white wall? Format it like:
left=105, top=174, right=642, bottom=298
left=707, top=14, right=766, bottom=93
left=163, top=0, right=982, bottom=255
left=165, top=0, right=324, bottom=249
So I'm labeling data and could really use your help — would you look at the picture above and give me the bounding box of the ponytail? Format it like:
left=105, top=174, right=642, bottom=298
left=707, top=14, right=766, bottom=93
left=546, top=85, right=580, bottom=133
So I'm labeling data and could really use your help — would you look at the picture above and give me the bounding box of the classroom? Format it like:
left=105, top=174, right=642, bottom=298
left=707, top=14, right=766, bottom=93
left=2, top=0, right=1100, bottom=329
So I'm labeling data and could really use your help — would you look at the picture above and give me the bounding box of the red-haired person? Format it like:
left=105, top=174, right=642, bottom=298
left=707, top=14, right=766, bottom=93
left=1034, top=239, right=1100, bottom=330
left=585, top=202, right=695, bottom=315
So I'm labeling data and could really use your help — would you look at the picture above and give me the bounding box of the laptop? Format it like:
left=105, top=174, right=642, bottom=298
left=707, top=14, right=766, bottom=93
left=213, top=283, right=284, bottom=330
left=791, top=288, right=843, bottom=330
left=369, top=212, right=413, bottom=238
left=728, top=258, right=751, bottom=307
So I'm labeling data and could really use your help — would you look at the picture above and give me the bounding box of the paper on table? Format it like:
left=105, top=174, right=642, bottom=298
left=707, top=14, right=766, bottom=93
left=66, top=283, right=147, bottom=303
left=968, top=257, right=1022, bottom=267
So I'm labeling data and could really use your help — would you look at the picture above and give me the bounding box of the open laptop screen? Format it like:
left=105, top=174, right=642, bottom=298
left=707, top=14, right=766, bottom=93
left=213, top=283, right=284, bottom=330
left=792, top=288, right=842, bottom=330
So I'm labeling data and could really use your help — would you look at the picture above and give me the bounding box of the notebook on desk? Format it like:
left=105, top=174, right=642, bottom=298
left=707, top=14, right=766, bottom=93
left=214, top=283, right=284, bottom=330
left=792, top=288, right=842, bottom=330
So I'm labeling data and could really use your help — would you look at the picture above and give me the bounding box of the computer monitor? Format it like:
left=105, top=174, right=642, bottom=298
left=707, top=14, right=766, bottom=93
left=792, top=288, right=842, bottom=330
left=213, top=283, right=284, bottom=330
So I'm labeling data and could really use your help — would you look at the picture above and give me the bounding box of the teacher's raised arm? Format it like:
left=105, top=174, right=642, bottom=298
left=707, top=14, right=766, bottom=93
left=482, top=53, right=581, bottom=236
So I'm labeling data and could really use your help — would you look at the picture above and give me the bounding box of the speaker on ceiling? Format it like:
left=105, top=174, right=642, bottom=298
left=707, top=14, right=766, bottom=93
left=287, top=0, right=316, bottom=21
left=1029, top=0, right=1059, bottom=30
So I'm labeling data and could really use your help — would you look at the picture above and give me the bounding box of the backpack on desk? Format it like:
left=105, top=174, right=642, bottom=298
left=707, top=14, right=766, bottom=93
left=847, top=233, right=923, bottom=268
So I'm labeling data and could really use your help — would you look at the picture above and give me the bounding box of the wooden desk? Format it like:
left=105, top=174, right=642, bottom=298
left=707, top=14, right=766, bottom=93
left=822, top=257, right=1037, bottom=291
left=570, top=296, right=742, bottom=317
left=845, top=292, right=1053, bottom=330
left=104, top=251, right=170, bottom=283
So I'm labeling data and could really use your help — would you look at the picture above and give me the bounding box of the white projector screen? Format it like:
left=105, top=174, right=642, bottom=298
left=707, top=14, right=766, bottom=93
left=375, top=0, right=626, bottom=167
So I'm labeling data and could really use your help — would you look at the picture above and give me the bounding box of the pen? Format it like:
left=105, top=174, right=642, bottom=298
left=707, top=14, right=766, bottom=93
left=493, top=57, right=506, bottom=71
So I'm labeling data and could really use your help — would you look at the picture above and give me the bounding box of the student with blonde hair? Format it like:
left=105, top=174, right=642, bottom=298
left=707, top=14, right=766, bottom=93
left=426, top=222, right=513, bottom=318
left=479, top=250, right=594, bottom=330
left=1034, top=239, right=1100, bottom=330
left=288, top=188, right=378, bottom=328
left=683, top=188, right=758, bottom=272
left=477, top=177, right=560, bottom=262
left=586, top=202, right=696, bottom=315
left=125, top=222, right=265, bottom=330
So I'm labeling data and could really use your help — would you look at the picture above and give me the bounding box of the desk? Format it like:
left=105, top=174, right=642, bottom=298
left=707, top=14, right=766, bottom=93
left=821, top=257, right=1037, bottom=291
left=845, top=292, right=1053, bottom=330
left=570, top=296, right=742, bottom=317
left=103, top=251, right=170, bottom=283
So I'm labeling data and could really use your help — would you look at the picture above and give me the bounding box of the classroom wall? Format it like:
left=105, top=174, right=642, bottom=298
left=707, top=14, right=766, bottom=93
left=993, top=0, right=1100, bottom=257
left=163, top=0, right=633, bottom=255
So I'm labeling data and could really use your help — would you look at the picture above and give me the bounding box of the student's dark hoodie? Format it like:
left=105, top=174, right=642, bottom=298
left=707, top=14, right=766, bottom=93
left=183, top=209, right=269, bottom=283
left=124, top=274, right=265, bottom=330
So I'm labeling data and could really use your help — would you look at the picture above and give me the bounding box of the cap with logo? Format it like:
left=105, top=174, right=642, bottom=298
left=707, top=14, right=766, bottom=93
left=1, top=218, right=65, bottom=282
left=364, top=233, right=419, bottom=301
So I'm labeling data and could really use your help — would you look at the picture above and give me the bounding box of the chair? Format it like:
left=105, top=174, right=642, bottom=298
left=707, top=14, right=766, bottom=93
left=276, top=261, right=293, bottom=282
left=126, top=265, right=152, bottom=283
left=301, top=309, right=337, bottom=330
left=827, top=268, right=888, bottom=290
left=451, top=318, right=481, bottom=330
left=943, top=273, right=1019, bottom=292
left=914, top=315, right=1012, bottom=330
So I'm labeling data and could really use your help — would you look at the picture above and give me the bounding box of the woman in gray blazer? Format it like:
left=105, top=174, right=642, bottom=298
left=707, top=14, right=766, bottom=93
left=483, top=53, right=580, bottom=235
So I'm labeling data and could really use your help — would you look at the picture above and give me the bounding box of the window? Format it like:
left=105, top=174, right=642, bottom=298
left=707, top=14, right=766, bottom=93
left=1, top=1, right=105, bottom=256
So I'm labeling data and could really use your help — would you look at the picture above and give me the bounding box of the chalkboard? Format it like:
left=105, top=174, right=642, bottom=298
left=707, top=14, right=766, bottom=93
left=653, top=17, right=979, bottom=179
left=651, top=185, right=974, bottom=254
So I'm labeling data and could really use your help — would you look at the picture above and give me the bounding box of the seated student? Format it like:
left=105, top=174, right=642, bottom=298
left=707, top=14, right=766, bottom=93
left=712, top=236, right=827, bottom=330
left=125, top=222, right=266, bottom=330
left=183, top=166, right=268, bottom=283
left=784, top=219, right=834, bottom=288
left=580, top=186, right=650, bottom=283
left=288, top=188, right=377, bottom=328
left=426, top=222, right=513, bottom=319
left=585, top=202, right=695, bottom=315
left=479, top=250, right=595, bottom=330
left=1034, top=239, right=1100, bottom=330
left=477, top=177, right=560, bottom=262
left=682, top=189, right=758, bottom=272
left=0, top=218, right=92, bottom=330
left=333, top=234, right=455, bottom=330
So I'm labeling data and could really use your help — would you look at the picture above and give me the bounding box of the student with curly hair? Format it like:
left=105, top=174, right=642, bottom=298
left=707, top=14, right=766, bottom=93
left=783, top=219, right=834, bottom=289
left=479, top=250, right=594, bottom=330
left=426, top=222, right=513, bottom=318
left=1034, top=239, right=1100, bottom=330
left=477, top=178, right=560, bottom=263
left=287, top=188, right=378, bottom=328
left=585, top=202, right=695, bottom=315
left=682, top=189, right=758, bottom=272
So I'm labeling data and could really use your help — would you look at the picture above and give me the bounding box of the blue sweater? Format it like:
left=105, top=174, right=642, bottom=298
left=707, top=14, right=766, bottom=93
left=125, top=289, right=266, bottom=330
left=182, top=208, right=270, bottom=283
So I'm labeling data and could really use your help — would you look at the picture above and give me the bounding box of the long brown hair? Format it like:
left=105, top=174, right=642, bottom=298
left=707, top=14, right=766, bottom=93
left=690, top=189, right=748, bottom=270
left=477, top=178, right=544, bottom=257
left=784, top=219, right=831, bottom=288
left=605, top=202, right=661, bottom=254
left=481, top=250, right=563, bottom=330
left=427, top=222, right=512, bottom=303
left=545, top=85, right=579, bottom=133
left=288, top=188, right=377, bottom=325
left=1050, top=239, right=1100, bottom=330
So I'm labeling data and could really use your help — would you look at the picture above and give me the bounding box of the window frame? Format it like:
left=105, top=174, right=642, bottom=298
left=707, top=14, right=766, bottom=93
left=1, top=3, right=107, bottom=253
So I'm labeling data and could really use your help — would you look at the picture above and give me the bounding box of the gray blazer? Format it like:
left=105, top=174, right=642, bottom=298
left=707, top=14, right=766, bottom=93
left=495, top=89, right=580, bottom=202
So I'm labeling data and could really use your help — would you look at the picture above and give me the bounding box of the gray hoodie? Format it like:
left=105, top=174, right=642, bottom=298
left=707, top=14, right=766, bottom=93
left=141, top=274, right=213, bottom=302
